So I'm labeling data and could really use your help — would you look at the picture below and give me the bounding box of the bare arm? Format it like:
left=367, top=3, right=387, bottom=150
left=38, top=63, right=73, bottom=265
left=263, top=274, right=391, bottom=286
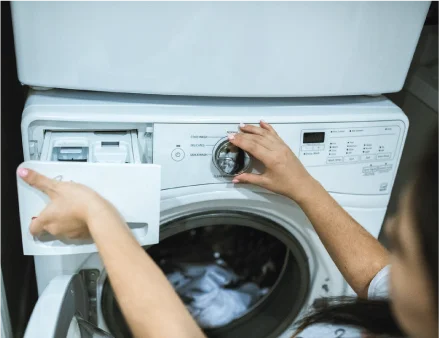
left=18, top=168, right=206, bottom=338
left=229, top=122, right=389, bottom=298
left=88, top=208, right=206, bottom=338
left=293, top=178, right=389, bottom=298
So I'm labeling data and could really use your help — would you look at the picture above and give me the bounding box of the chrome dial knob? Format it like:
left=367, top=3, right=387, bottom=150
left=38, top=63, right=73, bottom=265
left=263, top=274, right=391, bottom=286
left=212, top=138, right=251, bottom=176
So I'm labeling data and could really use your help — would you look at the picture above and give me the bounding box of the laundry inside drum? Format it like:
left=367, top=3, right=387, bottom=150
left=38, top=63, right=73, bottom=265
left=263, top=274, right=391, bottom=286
left=150, top=225, right=288, bottom=329
left=101, top=212, right=309, bottom=338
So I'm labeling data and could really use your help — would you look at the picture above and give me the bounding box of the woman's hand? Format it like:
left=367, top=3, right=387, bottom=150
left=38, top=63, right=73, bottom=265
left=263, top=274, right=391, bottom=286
left=17, top=167, right=121, bottom=239
left=229, top=121, right=317, bottom=202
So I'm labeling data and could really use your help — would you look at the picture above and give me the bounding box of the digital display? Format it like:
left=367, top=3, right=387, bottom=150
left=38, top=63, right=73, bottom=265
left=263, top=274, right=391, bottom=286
left=303, top=132, right=325, bottom=144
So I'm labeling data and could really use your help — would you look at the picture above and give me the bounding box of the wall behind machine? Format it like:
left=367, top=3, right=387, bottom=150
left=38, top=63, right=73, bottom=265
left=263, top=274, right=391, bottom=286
left=1, top=2, right=37, bottom=337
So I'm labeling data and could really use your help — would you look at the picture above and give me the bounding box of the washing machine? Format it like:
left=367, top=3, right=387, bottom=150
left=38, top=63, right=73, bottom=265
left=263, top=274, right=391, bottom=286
left=16, top=89, right=408, bottom=338
left=0, top=267, right=12, bottom=338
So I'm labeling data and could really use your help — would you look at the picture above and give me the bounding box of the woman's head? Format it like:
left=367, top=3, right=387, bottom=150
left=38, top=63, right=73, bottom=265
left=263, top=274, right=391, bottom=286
left=387, top=126, right=438, bottom=338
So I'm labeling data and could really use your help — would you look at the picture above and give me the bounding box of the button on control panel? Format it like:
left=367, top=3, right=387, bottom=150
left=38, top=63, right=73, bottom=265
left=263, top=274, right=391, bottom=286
left=326, top=157, right=343, bottom=164
left=300, top=126, right=401, bottom=167
left=344, top=156, right=359, bottom=163
left=377, top=153, right=392, bottom=160
left=171, top=148, right=185, bottom=161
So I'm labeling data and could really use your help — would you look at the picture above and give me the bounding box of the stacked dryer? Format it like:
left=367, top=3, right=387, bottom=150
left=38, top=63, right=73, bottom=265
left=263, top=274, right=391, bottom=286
left=9, top=2, right=430, bottom=338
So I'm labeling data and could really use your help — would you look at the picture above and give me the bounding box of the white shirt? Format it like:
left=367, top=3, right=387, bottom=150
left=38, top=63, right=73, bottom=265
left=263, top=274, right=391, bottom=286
left=367, top=265, right=391, bottom=299
left=296, top=265, right=391, bottom=338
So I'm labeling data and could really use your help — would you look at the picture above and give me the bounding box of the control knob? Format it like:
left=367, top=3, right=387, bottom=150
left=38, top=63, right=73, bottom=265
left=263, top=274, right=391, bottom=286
left=212, top=137, right=251, bottom=176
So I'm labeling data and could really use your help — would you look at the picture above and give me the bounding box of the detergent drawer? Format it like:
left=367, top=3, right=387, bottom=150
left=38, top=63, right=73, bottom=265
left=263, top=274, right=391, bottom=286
left=17, top=131, right=161, bottom=256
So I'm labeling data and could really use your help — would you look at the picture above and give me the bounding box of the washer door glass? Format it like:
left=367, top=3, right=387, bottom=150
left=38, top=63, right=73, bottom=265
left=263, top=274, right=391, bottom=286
left=102, top=212, right=310, bottom=338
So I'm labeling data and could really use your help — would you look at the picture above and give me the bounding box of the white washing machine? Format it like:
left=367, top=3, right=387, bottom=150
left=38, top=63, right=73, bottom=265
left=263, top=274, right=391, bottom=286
left=17, top=90, right=408, bottom=338
left=0, top=266, right=12, bottom=338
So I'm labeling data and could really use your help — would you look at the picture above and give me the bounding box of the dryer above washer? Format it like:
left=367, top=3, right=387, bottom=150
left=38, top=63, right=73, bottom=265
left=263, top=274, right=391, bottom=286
left=11, top=2, right=429, bottom=97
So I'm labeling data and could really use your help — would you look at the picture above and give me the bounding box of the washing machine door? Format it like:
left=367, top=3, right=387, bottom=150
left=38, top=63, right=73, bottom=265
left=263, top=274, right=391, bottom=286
left=16, top=161, right=161, bottom=256
left=24, top=274, right=111, bottom=338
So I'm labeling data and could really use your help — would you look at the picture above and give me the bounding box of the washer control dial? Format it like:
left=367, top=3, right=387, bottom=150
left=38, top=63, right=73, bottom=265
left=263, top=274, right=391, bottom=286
left=213, top=137, right=251, bottom=176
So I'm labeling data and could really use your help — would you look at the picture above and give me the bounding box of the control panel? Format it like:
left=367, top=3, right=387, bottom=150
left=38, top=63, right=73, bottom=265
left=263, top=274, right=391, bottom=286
left=25, top=120, right=405, bottom=195
left=299, top=126, right=400, bottom=166
left=153, top=121, right=405, bottom=195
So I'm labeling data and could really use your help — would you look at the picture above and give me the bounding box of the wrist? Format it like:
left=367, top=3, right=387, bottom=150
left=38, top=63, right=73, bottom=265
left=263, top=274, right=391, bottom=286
left=85, top=197, right=122, bottom=229
left=286, top=175, right=323, bottom=206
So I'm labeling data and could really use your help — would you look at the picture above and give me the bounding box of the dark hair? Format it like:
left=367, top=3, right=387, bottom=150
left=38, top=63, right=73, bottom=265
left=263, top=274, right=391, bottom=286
left=294, top=126, right=438, bottom=338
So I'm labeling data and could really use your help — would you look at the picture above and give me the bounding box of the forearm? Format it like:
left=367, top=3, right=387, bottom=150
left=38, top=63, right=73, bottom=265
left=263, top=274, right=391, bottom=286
left=293, top=178, right=389, bottom=298
left=88, top=209, right=205, bottom=338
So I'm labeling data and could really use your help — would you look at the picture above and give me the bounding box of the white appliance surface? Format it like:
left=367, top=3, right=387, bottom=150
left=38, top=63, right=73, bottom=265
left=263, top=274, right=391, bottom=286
left=19, top=90, right=408, bottom=338
left=11, top=2, right=429, bottom=97
left=0, top=267, right=12, bottom=338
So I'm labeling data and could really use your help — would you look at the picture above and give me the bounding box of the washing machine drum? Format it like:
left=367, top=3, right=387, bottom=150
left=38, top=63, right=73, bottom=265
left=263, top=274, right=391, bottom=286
left=101, top=212, right=310, bottom=338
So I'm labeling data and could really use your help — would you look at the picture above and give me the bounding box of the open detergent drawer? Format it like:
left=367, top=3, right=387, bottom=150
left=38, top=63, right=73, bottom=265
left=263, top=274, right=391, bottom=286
left=17, top=130, right=161, bottom=255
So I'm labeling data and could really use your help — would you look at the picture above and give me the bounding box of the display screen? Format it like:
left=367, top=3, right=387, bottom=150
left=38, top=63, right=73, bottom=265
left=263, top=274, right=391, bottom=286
left=303, top=132, right=325, bottom=144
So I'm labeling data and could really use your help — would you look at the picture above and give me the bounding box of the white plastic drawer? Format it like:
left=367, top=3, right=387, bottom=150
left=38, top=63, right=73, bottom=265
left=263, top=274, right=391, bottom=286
left=17, top=131, right=161, bottom=255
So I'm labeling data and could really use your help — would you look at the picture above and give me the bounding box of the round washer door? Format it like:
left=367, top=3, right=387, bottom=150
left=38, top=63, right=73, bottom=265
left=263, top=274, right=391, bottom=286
left=102, top=211, right=310, bottom=338
left=24, top=274, right=112, bottom=338
left=24, top=275, right=88, bottom=338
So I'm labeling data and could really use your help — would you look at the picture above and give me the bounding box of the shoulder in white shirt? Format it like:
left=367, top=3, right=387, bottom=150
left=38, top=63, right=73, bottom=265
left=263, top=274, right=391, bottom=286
left=294, top=266, right=391, bottom=338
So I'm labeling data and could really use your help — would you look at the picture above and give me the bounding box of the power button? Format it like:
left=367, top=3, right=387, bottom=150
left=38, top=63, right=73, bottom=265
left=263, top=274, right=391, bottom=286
left=171, top=148, right=185, bottom=162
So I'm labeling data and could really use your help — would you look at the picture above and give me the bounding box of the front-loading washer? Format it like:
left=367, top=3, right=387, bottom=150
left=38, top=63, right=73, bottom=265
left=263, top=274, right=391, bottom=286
left=0, top=266, right=12, bottom=338
left=18, top=90, right=407, bottom=338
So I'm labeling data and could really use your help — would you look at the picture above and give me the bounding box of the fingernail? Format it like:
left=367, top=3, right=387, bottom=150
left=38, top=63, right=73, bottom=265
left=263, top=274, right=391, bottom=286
left=232, top=179, right=239, bottom=183
left=261, top=119, right=266, bottom=123
left=17, top=168, right=28, bottom=178
left=228, top=133, right=236, bottom=140
left=239, top=123, right=246, bottom=128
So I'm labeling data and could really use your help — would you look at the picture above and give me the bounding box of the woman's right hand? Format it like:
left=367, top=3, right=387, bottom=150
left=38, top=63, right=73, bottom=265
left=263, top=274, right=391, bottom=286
left=229, top=121, right=318, bottom=203
left=17, top=167, right=122, bottom=239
